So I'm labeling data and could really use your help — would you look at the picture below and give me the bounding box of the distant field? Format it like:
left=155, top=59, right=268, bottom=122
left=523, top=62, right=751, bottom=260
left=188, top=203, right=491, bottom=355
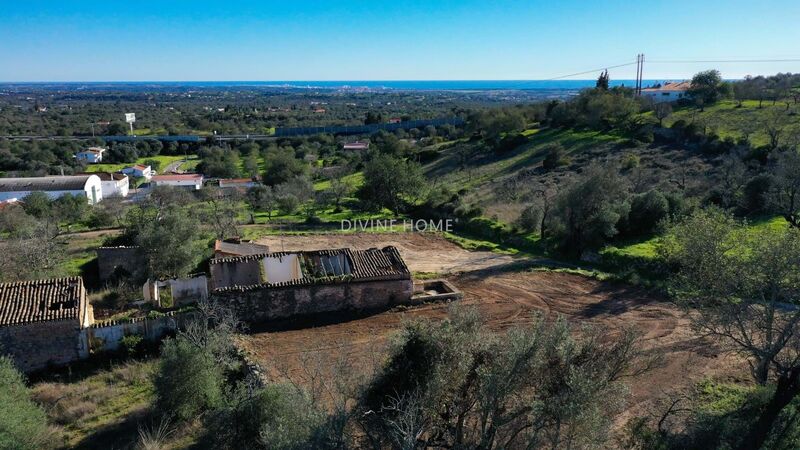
left=85, top=155, right=195, bottom=173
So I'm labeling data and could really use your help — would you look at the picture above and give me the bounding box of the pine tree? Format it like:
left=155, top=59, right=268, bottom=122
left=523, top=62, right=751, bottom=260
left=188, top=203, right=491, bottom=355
left=596, top=70, right=610, bottom=90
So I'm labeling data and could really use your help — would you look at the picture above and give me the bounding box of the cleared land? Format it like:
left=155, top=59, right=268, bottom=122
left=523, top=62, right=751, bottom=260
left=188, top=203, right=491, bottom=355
left=254, top=231, right=517, bottom=274
left=241, top=232, right=745, bottom=422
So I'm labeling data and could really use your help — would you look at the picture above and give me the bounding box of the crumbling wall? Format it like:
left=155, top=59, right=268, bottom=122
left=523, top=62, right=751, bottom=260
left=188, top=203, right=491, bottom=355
left=0, top=320, right=88, bottom=373
left=86, top=311, right=197, bottom=352
left=213, top=279, right=413, bottom=322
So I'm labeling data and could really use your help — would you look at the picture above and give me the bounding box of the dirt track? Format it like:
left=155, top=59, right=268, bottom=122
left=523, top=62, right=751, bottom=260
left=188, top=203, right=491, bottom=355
left=240, top=233, right=745, bottom=422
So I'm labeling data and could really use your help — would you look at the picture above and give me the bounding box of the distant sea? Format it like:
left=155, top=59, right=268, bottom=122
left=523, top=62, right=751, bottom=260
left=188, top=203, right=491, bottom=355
left=0, top=79, right=672, bottom=91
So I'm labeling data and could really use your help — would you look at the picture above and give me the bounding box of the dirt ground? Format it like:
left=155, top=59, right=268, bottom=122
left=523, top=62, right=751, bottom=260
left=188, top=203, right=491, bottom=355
left=240, top=232, right=745, bottom=425
left=254, top=232, right=517, bottom=274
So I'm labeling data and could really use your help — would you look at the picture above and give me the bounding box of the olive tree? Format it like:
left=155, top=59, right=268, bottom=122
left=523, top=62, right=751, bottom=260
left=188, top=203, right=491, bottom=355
left=660, top=208, right=800, bottom=450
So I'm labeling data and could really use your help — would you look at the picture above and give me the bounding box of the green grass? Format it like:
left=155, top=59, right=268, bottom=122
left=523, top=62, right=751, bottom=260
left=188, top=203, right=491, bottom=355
left=426, top=128, right=626, bottom=193
left=31, top=359, right=156, bottom=448
left=85, top=155, right=196, bottom=174
left=660, top=100, right=800, bottom=147
left=599, top=215, right=791, bottom=268
left=313, top=171, right=364, bottom=191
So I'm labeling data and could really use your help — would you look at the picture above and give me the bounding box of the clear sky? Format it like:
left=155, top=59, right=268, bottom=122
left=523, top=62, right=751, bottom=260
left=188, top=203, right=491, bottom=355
left=1, top=0, right=799, bottom=82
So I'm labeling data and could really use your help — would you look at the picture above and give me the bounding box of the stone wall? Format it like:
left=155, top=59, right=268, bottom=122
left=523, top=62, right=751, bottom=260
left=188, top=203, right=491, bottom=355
left=213, top=279, right=413, bottom=323
left=0, top=320, right=88, bottom=373
left=97, top=246, right=142, bottom=281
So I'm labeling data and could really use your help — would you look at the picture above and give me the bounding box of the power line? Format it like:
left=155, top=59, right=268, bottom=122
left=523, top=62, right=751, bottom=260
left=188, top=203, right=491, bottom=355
left=648, top=58, right=800, bottom=63
left=544, top=61, right=637, bottom=80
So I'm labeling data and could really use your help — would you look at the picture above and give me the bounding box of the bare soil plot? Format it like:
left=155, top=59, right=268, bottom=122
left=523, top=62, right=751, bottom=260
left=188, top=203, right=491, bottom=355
left=254, top=232, right=517, bottom=274
left=241, top=256, right=746, bottom=422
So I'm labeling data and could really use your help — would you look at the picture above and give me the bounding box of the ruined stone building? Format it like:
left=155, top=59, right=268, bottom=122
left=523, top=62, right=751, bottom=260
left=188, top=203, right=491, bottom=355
left=0, top=277, right=94, bottom=372
left=210, top=246, right=413, bottom=321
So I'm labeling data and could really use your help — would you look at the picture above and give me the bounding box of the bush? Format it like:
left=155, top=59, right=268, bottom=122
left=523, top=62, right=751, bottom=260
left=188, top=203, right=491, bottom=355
left=154, top=337, right=224, bottom=422
left=206, top=384, right=320, bottom=449
left=0, top=357, right=55, bottom=450
left=542, top=143, right=568, bottom=170
left=121, top=334, right=145, bottom=357
left=624, top=190, right=669, bottom=236
left=516, top=204, right=542, bottom=233
left=741, top=174, right=774, bottom=214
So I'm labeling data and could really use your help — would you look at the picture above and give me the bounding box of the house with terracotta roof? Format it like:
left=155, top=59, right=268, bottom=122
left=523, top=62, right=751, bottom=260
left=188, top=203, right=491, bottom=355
left=121, top=164, right=153, bottom=180
left=641, top=81, right=692, bottom=103
left=151, top=173, right=204, bottom=190
left=209, top=246, right=413, bottom=322
left=76, top=147, right=106, bottom=163
left=0, top=277, right=94, bottom=372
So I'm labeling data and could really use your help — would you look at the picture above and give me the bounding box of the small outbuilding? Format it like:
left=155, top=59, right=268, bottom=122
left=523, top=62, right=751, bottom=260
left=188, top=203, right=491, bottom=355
left=88, top=172, right=129, bottom=198
left=0, top=277, right=94, bottom=372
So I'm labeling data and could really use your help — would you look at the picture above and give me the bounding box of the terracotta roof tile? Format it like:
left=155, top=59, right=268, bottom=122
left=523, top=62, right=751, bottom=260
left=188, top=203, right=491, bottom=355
left=0, top=277, right=86, bottom=326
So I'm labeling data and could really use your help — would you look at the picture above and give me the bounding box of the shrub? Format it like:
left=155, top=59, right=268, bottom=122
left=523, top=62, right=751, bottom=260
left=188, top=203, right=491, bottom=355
left=154, top=337, right=224, bottom=422
left=121, top=334, right=145, bottom=357
left=624, top=190, right=669, bottom=236
left=0, top=357, right=55, bottom=450
left=541, top=143, right=568, bottom=170
left=516, top=204, right=542, bottom=233
left=741, top=174, right=774, bottom=214
left=206, top=384, right=320, bottom=449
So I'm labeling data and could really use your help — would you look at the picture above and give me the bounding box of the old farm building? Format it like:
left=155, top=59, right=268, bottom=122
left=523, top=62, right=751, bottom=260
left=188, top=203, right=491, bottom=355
left=210, top=246, right=413, bottom=321
left=0, top=277, right=94, bottom=372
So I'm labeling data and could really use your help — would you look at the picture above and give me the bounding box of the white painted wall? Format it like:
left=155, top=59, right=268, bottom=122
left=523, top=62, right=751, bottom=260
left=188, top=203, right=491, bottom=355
left=152, top=179, right=202, bottom=190
left=0, top=175, right=103, bottom=204
left=642, top=90, right=688, bottom=103
left=100, top=178, right=129, bottom=198
left=262, top=254, right=302, bottom=284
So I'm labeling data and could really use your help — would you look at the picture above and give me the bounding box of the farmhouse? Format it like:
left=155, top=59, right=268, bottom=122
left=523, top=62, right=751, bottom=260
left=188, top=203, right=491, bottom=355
left=90, top=172, right=129, bottom=198
left=121, top=164, right=153, bottom=180
left=0, top=175, right=103, bottom=204
left=342, top=141, right=370, bottom=150
left=151, top=173, right=203, bottom=190
left=0, top=277, right=94, bottom=372
left=76, top=147, right=106, bottom=163
left=641, top=81, right=692, bottom=103
left=210, top=246, right=413, bottom=322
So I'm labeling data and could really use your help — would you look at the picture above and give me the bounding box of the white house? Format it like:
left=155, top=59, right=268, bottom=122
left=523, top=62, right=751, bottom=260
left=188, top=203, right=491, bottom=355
left=0, top=175, right=103, bottom=204
left=92, top=172, right=129, bottom=198
left=641, top=81, right=692, bottom=104
left=76, top=147, right=106, bottom=164
left=218, top=178, right=259, bottom=190
left=121, top=164, right=153, bottom=180
left=151, top=174, right=204, bottom=190
left=342, top=141, right=370, bottom=151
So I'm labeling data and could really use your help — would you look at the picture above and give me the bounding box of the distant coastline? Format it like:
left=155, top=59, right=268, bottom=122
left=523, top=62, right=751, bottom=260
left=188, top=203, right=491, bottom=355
left=0, top=79, right=677, bottom=91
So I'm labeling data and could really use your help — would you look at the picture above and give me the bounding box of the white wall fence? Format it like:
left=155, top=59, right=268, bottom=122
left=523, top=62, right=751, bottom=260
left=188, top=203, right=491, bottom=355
left=85, top=311, right=197, bottom=353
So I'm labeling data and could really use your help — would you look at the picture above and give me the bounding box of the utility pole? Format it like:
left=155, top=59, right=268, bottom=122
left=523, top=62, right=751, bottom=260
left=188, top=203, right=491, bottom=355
left=634, top=53, right=645, bottom=96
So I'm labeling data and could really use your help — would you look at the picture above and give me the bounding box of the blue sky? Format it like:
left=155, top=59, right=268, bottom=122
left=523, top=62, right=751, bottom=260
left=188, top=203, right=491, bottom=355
left=1, top=0, right=799, bottom=81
